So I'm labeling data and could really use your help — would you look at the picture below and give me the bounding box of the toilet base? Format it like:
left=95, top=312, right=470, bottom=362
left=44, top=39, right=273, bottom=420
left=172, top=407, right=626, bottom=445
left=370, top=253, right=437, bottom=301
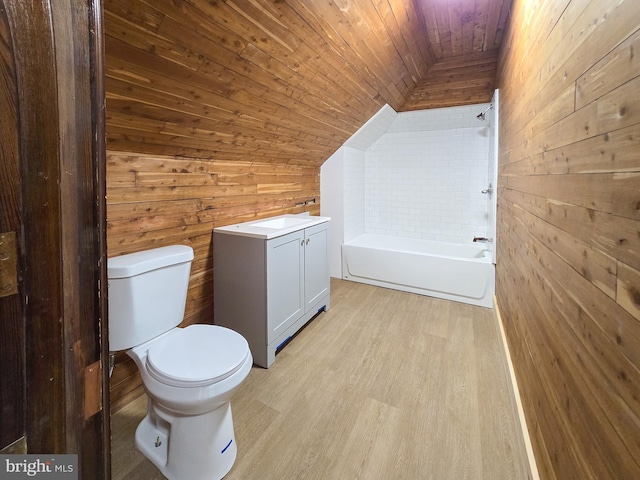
left=135, top=399, right=237, bottom=480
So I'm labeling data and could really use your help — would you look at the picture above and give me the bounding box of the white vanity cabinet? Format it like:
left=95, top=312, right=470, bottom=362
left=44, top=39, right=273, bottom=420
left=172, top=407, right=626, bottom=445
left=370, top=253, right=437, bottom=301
left=213, top=216, right=330, bottom=367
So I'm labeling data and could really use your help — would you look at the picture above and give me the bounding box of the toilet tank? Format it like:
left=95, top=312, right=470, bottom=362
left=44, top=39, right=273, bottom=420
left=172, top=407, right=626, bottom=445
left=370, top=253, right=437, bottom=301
left=108, top=245, right=194, bottom=351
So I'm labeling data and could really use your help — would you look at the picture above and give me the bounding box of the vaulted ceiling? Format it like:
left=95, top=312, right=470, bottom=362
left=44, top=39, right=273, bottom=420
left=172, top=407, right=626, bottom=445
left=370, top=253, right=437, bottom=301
left=104, top=0, right=512, bottom=165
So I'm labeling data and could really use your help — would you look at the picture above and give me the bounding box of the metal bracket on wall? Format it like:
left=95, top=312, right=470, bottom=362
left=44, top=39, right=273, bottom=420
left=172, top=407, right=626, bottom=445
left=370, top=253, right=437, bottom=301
left=0, top=231, right=18, bottom=298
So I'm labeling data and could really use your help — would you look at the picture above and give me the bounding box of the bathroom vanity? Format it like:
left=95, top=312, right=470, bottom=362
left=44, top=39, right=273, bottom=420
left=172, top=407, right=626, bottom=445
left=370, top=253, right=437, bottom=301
left=213, top=215, right=331, bottom=367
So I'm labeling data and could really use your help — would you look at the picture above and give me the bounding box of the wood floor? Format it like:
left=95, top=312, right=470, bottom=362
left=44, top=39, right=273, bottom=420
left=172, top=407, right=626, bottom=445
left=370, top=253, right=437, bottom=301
left=111, top=279, right=529, bottom=480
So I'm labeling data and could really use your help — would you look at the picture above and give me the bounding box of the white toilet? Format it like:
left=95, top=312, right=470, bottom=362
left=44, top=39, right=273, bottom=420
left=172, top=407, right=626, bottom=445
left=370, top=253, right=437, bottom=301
left=108, top=245, right=252, bottom=480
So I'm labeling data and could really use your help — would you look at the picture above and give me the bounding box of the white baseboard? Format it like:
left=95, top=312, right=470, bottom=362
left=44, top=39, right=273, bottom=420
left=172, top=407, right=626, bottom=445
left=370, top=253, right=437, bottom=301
left=494, top=296, right=540, bottom=480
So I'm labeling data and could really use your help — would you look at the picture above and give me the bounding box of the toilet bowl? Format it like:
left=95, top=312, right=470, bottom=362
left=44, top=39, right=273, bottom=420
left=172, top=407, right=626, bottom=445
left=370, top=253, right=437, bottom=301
left=108, top=245, right=252, bottom=480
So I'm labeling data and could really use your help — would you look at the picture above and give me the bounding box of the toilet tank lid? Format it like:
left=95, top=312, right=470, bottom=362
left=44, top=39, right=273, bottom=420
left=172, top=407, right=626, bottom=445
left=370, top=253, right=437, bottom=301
left=108, top=245, right=194, bottom=279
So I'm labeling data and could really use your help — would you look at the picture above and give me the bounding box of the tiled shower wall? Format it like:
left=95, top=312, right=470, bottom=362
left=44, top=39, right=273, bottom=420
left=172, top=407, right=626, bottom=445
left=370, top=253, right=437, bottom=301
left=363, top=104, right=491, bottom=244
left=343, top=147, right=365, bottom=242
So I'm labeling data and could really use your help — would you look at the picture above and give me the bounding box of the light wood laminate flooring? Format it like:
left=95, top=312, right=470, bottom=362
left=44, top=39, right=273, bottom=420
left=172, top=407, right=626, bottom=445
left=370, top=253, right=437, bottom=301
left=111, top=279, right=529, bottom=480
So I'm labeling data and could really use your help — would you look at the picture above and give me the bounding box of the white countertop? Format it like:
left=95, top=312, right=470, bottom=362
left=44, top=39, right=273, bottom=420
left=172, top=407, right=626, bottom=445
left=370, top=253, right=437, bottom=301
left=214, top=214, right=330, bottom=239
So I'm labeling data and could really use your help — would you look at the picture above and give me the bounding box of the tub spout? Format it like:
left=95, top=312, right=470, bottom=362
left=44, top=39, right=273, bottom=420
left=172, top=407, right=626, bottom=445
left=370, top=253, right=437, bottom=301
left=473, top=237, right=493, bottom=243
left=481, top=184, right=493, bottom=195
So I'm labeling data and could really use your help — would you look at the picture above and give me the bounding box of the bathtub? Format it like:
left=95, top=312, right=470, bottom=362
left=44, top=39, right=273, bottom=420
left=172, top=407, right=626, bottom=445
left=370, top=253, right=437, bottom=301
left=342, top=234, right=495, bottom=308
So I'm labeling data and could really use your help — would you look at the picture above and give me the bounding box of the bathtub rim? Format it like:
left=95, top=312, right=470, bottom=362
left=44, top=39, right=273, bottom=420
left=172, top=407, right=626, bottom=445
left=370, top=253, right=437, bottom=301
left=343, top=233, right=492, bottom=261
left=341, top=233, right=495, bottom=308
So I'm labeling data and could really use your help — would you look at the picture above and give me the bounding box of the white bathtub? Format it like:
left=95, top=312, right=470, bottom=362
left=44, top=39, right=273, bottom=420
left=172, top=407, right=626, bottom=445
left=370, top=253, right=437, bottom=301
left=342, top=234, right=495, bottom=308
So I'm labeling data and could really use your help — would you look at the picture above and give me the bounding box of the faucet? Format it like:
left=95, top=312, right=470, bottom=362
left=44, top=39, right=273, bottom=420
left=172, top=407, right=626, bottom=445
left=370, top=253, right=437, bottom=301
left=473, top=237, right=493, bottom=243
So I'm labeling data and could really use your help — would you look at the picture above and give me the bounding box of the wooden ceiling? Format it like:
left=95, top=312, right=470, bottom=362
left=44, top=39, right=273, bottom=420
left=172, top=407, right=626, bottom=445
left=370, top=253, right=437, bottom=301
left=418, top=0, right=511, bottom=60
left=104, top=0, right=512, bottom=165
left=404, top=0, right=511, bottom=110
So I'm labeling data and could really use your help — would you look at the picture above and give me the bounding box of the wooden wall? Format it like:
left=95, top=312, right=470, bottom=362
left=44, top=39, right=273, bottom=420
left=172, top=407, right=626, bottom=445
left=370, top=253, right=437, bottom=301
left=106, top=152, right=320, bottom=408
left=103, top=0, right=429, bottom=406
left=496, top=1, right=640, bottom=478
left=1, top=0, right=109, bottom=474
left=104, top=0, right=434, bottom=165
left=104, top=0, right=433, bottom=406
left=400, top=0, right=511, bottom=110
left=401, top=51, right=497, bottom=111
left=103, top=1, right=510, bottom=406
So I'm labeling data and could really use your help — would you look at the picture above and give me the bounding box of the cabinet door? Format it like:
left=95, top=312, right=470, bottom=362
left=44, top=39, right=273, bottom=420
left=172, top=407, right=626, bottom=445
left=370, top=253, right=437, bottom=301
left=304, top=223, right=329, bottom=310
left=266, top=230, right=304, bottom=343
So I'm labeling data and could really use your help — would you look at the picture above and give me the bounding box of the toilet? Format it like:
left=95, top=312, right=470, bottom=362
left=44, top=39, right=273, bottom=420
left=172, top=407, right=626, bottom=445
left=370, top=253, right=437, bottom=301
left=108, top=245, right=252, bottom=480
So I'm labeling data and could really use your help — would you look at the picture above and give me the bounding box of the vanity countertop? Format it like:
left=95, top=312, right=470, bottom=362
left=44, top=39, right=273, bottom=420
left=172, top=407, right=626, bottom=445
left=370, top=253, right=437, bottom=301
left=214, top=214, right=330, bottom=239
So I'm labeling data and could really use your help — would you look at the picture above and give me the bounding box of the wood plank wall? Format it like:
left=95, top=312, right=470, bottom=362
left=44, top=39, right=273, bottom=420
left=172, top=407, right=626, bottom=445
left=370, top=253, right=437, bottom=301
left=104, top=0, right=433, bottom=164
left=496, top=1, right=640, bottom=478
left=401, top=51, right=497, bottom=111
left=103, top=1, right=510, bottom=407
left=1, top=0, right=108, bottom=472
left=419, top=0, right=511, bottom=59
left=104, top=0, right=435, bottom=407
left=401, top=0, right=512, bottom=110
left=106, top=152, right=321, bottom=408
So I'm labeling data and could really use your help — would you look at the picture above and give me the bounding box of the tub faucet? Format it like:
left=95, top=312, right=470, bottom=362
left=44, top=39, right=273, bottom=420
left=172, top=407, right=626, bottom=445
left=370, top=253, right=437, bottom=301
left=473, top=237, right=493, bottom=243
left=481, top=184, right=493, bottom=195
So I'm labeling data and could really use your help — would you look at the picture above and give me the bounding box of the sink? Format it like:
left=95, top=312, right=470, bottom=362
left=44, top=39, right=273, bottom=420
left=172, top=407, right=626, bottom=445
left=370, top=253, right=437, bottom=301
left=252, top=217, right=313, bottom=229
left=214, top=214, right=331, bottom=239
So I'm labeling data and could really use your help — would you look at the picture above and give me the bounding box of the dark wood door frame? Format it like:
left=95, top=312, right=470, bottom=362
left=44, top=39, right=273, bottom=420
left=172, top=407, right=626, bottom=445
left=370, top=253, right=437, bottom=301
left=1, top=0, right=109, bottom=476
left=0, top=0, right=25, bottom=454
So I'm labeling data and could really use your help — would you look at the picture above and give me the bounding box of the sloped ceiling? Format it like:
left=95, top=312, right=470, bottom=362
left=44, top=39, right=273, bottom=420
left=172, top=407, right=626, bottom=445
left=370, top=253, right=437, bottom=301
left=104, top=0, right=511, bottom=166
left=404, top=0, right=511, bottom=110
left=419, top=0, right=510, bottom=59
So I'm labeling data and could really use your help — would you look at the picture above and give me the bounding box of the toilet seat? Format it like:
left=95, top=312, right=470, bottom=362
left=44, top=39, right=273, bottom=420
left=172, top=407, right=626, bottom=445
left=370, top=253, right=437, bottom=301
left=146, top=324, right=250, bottom=388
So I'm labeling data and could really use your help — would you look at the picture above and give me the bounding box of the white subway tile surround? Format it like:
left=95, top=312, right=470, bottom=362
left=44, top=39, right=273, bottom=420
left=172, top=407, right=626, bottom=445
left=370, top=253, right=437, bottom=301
left=363, top=104, right=491, bottom=244
left=343, top=147, right=365, bottom=242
